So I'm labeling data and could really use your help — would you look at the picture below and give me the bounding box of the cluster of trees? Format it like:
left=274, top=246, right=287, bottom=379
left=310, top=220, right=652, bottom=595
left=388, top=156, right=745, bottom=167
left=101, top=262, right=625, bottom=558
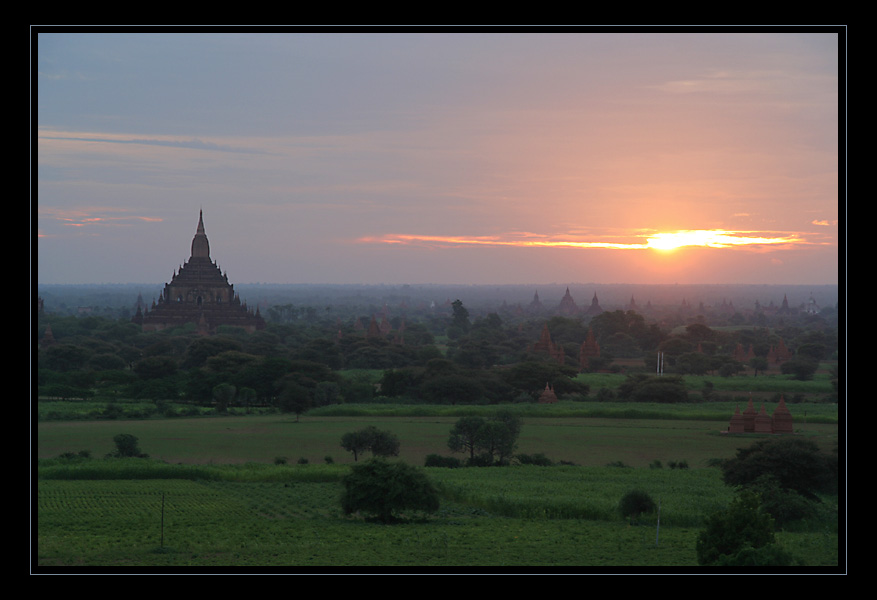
left=340, top=426, right=400, bottom=461
left=37, top=293, right=838, bottom=412
left=338, top=409, right=524, bottom=522
left=695, top=436, right=838, bottom=566
left=446, top=410, right=522, bottom=466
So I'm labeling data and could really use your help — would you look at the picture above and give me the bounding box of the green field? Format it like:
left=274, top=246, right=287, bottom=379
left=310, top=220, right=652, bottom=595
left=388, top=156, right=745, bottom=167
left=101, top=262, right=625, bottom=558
left=36, top=462, right=839, bottom=569
left=35, top=402, right=840, bottom=571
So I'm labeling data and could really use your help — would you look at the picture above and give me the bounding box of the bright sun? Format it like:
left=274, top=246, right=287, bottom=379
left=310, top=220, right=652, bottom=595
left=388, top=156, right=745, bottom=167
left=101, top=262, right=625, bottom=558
left=645, top=230, right=800, bottom=252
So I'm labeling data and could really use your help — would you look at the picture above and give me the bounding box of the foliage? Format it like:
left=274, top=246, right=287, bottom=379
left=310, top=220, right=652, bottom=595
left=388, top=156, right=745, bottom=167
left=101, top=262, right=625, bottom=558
left=36, top=460, right=838, bottom=567
left=695, top=491, right=785, bottom=566
left=745, top=475, right=818, bottom=528
left=424, top=454, right=463, bottom=468
left=617, top=374, right=690, bottom=403
left=618, top=489, right=657, bottom=524
left=340, top=459, right=440, bottom=522
left=340, top=426, right=400, bottom=461
left=110, top=433, right=146, bottom=458
left=447, top=410, right=522, bottom=465
left=515, top=453, right=554, bottom=466
left=720, top=437, right=837, bottom=500
left=781, top=357, right=819, bottom=381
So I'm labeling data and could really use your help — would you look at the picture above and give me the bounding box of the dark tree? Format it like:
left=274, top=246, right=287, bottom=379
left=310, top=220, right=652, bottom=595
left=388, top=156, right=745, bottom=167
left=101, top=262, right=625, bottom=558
left=447, top=410, right=522, bottom=465
left=340, top=459, right=440, bottom=523
left=696, top=491, right=785, bottom=566
left=341, top=426, right=400, bottom=461
left=618, top=489, right=657, bottom=524
left=447, top=416, right=487, bottom=462
left=276, top=380, right=312, bottom=421
left=721, top=436, right=837, bottom=500
left=451, top=299, right=470, bottom=333
left=111, top=433, right=144, bottom=458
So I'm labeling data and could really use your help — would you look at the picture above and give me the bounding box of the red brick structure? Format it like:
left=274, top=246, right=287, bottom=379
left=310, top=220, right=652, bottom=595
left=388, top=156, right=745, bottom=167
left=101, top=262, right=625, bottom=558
left=556, top=287, right=579, bottom=315
left=132, top=211, right=266, bottom=334
left=729, top=404, right=745, bottom=433
left=771, top=395, right=794, bottom=434
left=538, top=383, right=558, bottom=403
left=742, top=397, right=757, bottom=432
left=584, top=292, right=603, bottom=316
left=754, top=404, right=773, bottom=433
left=727, top=395, right=794, bottom=434
left=579, top=328, right=601, bottom=370
left=531, top=324, right=566, bottom=365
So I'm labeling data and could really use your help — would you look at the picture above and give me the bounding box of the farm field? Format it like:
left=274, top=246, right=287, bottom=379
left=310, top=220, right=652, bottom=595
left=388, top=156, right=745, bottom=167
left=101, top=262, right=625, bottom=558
left=35, top=403, right=840, bottom=571
left=36, top=409, right=838, bottom=467
left=36, top=464, right=839, bottom=570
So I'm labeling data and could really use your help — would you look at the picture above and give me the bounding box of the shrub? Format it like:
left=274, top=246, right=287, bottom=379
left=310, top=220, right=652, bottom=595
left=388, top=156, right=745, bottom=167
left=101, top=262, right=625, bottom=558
left=618, top=489, right=657, bottom=524
left=721, top=437, right=837, bottom=500
left=696, top=491, right=781, bottom=566
left=424, top=454, right=463, bottom=468
left=747, top=475, right=818, bottom=528
left=274, top=456, right=288, bottom=465
left=515, top=453, right=554, bottom=466
left=340, top=459, right=440, bottom=523
left=110, top=433, right=147, bottom=458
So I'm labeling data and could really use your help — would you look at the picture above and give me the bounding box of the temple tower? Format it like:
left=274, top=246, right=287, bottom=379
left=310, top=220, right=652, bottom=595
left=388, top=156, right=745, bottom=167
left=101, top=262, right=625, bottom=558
left=133, top=211, right=265, bottom=334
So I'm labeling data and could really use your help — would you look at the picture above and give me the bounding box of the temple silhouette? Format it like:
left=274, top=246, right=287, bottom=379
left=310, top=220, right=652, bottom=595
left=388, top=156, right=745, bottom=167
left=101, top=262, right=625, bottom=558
left=132, top=211, right=265, bottom=334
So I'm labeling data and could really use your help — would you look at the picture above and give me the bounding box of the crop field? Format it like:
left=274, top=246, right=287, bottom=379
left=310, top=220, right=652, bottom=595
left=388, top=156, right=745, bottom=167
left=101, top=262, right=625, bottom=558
left=35, top=402, right=840, bottom=571
left=35, top=462, right=838, bottom=570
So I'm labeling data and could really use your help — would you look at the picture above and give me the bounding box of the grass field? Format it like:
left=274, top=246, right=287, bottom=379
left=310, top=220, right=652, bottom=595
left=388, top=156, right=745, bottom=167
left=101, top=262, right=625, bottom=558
left=35, top=462, right=839, bottom=570
left=36, top=410, right=838, bottom=467
left=35, top=401, right=841, bottom=571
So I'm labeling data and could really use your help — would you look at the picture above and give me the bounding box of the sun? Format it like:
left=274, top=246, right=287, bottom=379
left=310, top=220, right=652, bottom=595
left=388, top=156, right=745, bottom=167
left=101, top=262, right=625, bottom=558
left=644, top=230, right=802, bottom=252
left=645, top=231, right=722, bottom=251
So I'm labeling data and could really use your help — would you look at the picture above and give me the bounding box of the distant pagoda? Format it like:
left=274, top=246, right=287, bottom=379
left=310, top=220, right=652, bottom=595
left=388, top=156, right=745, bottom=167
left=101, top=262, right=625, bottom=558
left=132, top=211, right=265, bottom=334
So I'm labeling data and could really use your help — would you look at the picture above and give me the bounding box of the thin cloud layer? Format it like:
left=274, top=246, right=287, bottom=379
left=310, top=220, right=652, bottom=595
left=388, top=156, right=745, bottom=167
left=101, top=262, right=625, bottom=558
left=35, top=30, right=841, bottom=285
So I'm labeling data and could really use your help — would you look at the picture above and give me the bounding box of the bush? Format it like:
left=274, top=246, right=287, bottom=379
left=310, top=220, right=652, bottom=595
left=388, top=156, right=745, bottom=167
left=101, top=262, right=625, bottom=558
left=696, top=491, right=782, bottom=566
left=340, top=459, right=440, bottom=523
left=109, top=433, right=147, bottom=458
left=618, top=489, right=656, bottom=524
left=721, top=437, right=837, bottom=500
left=424, top=454, right=463, bottom=468
left=515, top=453, right=554, bottom=466
left=747, top=475, right=818, bottom=527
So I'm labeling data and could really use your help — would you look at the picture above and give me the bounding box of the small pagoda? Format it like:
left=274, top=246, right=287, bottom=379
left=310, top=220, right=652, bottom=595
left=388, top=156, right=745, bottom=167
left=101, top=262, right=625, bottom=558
left=531, top=324, right=566, bottom=365
left=726, top=394, right=794, bottom=434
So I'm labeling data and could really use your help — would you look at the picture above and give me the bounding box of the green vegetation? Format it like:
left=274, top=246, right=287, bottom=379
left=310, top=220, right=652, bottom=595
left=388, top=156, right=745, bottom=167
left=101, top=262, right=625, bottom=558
left=340, top=459, right=439, bottom=522
left=36, top=456, right=838, bottom=568
left=35, top=296, right=841, bottom=569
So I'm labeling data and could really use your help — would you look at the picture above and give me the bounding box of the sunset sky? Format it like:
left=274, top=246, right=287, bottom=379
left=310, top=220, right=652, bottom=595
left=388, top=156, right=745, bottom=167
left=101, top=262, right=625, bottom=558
left=35, top=30, right=841, bottom=286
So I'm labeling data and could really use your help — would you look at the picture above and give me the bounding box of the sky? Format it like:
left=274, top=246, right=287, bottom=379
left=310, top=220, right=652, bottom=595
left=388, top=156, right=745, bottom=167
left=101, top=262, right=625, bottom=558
left=35, top=29, right=842, bottom=286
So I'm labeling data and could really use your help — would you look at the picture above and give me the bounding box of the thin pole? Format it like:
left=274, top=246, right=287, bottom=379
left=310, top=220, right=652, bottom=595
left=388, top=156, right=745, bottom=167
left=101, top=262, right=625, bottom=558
left=655, top=499, right=661, bottom=547
left=161, top=493, right=165, bottom=548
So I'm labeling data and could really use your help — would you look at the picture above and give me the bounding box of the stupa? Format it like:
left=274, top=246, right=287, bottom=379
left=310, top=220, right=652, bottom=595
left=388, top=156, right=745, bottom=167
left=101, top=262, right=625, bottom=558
left=132, top=211, right=265, bottom=334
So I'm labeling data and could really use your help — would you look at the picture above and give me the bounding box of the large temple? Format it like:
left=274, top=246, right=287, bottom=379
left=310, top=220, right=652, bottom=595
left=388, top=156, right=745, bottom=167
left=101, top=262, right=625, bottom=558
left=132, top=211, right=266, bottom=334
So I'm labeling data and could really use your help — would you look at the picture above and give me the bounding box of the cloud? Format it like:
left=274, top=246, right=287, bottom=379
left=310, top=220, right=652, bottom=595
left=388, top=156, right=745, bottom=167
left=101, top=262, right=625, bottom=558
left=38, top=129, right=270, bottom=155
left=811, top=219, right=837, bottom=226
left=357, top=229, right=818, bottom=252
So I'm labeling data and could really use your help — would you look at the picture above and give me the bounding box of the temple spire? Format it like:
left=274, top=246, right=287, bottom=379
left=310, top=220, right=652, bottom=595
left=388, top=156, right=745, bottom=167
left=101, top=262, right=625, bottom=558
left=191, top=210, right=210, bottom=259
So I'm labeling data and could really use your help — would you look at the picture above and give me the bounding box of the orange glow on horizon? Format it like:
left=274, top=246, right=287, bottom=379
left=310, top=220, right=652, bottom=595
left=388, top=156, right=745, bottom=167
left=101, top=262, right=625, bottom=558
left=357, top=229, right=812, bottom=252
